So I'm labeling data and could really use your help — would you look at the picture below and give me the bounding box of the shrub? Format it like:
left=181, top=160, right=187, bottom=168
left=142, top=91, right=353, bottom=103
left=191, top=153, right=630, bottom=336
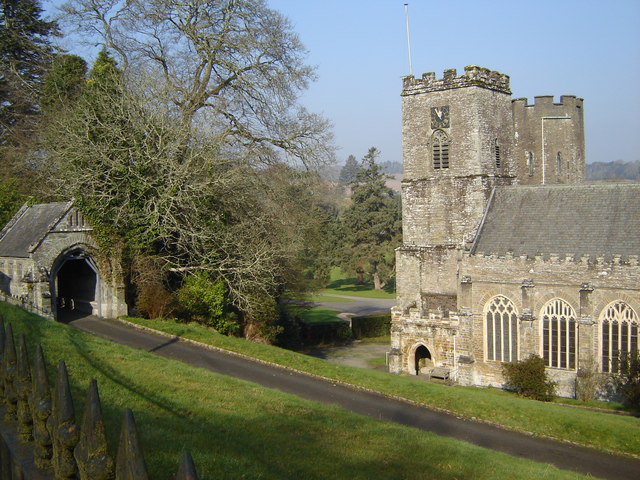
left=131, top=255, right=174, bottom=319
left=351, top=313, right=390, bottom=339
left=614, top=350, right=640, bottom=409
left=502, top=354, right=556, bottom=401
left=135, top=282, right=174, bottom=320
left=174, top=273, right=239, bottom=335
left=575, top=356, right=604, bottom=402
left=243, top=294, right=283, bottom=344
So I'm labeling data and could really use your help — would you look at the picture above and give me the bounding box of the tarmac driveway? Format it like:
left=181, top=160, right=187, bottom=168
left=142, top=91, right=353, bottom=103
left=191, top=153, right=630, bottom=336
left=69, top=316, right=640, bottom=480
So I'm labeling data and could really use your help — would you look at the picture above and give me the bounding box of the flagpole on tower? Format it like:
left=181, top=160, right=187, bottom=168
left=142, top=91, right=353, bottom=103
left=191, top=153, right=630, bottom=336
left=404, top=3, right=413, bottom=76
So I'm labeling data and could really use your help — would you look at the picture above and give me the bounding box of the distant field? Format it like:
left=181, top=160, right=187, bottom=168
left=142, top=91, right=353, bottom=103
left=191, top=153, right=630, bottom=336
left=0, top=302, right=596, bottom=480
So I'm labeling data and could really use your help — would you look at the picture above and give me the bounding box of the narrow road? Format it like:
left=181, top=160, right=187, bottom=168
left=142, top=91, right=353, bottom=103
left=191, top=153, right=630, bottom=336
left=69, top=317, right=640, bottom=480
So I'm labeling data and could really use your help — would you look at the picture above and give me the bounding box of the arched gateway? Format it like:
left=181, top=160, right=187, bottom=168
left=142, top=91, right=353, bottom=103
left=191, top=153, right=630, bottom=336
left=0, top=202, right=127, bottom=321
left=410, top=344, right=434, bottom=376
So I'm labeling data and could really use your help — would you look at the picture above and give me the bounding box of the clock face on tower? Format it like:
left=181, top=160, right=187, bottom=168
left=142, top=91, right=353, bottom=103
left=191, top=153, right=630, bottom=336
left=430, top=105, right=450, bottom=129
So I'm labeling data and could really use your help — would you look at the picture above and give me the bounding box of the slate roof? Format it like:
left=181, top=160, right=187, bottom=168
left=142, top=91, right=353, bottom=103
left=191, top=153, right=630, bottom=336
left=0, top=202, right=71, bottom=258
left=471, top=183, right=640, bottom=261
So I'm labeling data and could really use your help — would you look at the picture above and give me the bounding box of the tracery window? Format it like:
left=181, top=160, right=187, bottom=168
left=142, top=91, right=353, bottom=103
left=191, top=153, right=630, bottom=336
left=485, top=296, right=518, bottom=362
left=432, top=130, right=449, bottom=170
left=601, top=301, right=639, bottom=373
left=541, top=299, right=576, bottom=369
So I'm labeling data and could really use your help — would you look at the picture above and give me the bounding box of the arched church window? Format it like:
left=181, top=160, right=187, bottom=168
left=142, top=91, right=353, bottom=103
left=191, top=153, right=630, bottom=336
left=527, top=152, right=534, bottom=176
left=494, top=139, right=501, bottom=169
left=601, top=301, right=638, bottom=373
left=432, top=130, right=449, bottom=170
left=541, top=299, right=576, bottom=369
left=485, top=296, right=518, bottom=362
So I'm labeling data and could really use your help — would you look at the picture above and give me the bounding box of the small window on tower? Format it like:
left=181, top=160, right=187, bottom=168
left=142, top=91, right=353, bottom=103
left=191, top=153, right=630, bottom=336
left=494, top=140, right=501, bottom=169
left=432, top=130, right=449, bottom=170
left=527, top=152, right=534, bottom=176
left=556, top=152, right=562, bottom=175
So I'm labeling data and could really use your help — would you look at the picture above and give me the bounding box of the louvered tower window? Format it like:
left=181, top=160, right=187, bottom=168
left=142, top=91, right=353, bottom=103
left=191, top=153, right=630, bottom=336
left=432, top=130, right=449, bottom=169
left=494, top=140, right=501, bottom=169
left=601, top=301, right=638, bottom=373
left=485, top=296, right=518, bottom=362
left=541, top=299, right=577, bottom=369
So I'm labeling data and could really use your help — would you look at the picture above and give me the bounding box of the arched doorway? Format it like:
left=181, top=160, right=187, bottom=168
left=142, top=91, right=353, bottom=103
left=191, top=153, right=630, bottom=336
left=413, top=344, right=433, bottom=375
left=52, top=250, right=99, bottom=322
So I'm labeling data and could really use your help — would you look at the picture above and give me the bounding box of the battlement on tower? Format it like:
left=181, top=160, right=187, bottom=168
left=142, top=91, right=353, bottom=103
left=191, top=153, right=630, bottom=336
left=512, top=95, right=584, bottom=113
left=402, top=65, right=511, bottom=96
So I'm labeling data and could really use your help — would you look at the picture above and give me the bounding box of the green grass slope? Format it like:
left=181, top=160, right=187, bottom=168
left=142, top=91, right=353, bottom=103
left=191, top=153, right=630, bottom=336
left=0, top=303, right=602, bottom=479
left=124, top=316, right=640, bottom=459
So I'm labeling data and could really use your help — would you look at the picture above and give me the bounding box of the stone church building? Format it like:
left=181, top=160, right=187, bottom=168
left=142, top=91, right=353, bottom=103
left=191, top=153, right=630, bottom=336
left=389, top=65, right=640, bottom=397
left=0, top=201, right=127, bottom=321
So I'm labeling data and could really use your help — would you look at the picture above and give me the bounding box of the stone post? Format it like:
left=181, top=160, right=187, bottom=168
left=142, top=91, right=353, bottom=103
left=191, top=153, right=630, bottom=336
left=31, top=344, right=52, bottom=470
left=15, top=334, right=33, bottom=442
left=115, top=409, right=149, bottom=480
left=74, top=379, right=114, bottom=480
left=48, top=361, right=80, bottom=479
left=176, top=451, right=199, bottom=480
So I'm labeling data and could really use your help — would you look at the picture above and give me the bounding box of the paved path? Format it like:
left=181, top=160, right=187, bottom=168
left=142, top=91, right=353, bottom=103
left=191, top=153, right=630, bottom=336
left=69, top=317, right=640, bottom=480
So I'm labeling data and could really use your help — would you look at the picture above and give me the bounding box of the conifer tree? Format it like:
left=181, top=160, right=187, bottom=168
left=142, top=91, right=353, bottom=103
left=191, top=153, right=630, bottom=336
left=339, top=147, right=401, bottom=290
left=41, top=54, right=87, bottom=109
left=339, top=154, right=361, bottom=184
left=0, top=0, right=57, bottom=144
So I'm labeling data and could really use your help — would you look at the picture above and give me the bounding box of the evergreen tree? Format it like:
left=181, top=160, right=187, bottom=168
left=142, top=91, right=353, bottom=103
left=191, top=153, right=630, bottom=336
left=41, top=54, right=87, bottom=108
left=339, top=154, right=360, bottom=184
left=0, top=0, right=57, bottom=144
left=339, top=147, right=401, bottom=290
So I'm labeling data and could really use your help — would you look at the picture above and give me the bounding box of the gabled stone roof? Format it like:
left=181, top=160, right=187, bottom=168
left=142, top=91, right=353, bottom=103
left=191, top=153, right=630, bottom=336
left=471, top=183, right=640, bottom=261
left=0, top=202, right=71, bottom=258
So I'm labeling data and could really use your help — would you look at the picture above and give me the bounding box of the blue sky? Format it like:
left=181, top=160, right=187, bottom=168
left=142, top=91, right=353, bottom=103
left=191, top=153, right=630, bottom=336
left=47, top=0, right=640, bottom=166
left=269, top=0, right=640, bottom=165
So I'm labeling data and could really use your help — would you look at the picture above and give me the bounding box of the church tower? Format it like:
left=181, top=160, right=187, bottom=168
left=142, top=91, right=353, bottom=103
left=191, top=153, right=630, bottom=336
left=401, top=65, right=515, bottom=247
left=390, top=66, right=517, bottom=374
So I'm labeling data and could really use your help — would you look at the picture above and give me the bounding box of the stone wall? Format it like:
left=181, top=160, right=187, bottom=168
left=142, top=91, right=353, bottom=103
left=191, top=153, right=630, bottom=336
left=458, top=253, right=639, bottom=397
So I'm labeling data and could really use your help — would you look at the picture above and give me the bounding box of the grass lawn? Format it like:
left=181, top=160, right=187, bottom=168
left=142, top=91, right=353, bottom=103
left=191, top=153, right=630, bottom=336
left=121, top=315, right=640, bottom=459
left=0, top=303, right=596, bottom=480
left=291, top=306, right=345, bottom=324
left=317, top=267, right=395, bottom=299
left=304, top=293, right=354, bottom=303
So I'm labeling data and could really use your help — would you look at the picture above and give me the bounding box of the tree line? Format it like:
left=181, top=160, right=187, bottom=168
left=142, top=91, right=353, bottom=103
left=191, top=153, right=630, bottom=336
left=0, top=0, right=401, bottom=344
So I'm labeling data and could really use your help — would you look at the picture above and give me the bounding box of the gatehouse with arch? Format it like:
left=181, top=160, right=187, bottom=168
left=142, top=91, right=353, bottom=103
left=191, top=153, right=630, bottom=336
left=0, top=202, right=127, bottom=321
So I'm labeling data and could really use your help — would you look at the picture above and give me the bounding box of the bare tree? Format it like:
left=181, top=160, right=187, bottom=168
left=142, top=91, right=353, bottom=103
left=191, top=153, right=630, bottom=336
left=42, top=32, right=333, bottom=321
left=59, top=0, right=333, bottom=167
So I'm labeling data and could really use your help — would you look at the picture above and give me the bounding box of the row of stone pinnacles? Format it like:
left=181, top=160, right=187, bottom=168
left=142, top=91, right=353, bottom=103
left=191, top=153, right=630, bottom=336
left=0, top=315, right=200, bottom=479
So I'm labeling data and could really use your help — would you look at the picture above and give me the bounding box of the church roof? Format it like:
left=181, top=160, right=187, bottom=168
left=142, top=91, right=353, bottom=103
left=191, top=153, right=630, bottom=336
left=471, top=183, right=640, bottom=261
left=0, top=202, right=72, bottom=258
